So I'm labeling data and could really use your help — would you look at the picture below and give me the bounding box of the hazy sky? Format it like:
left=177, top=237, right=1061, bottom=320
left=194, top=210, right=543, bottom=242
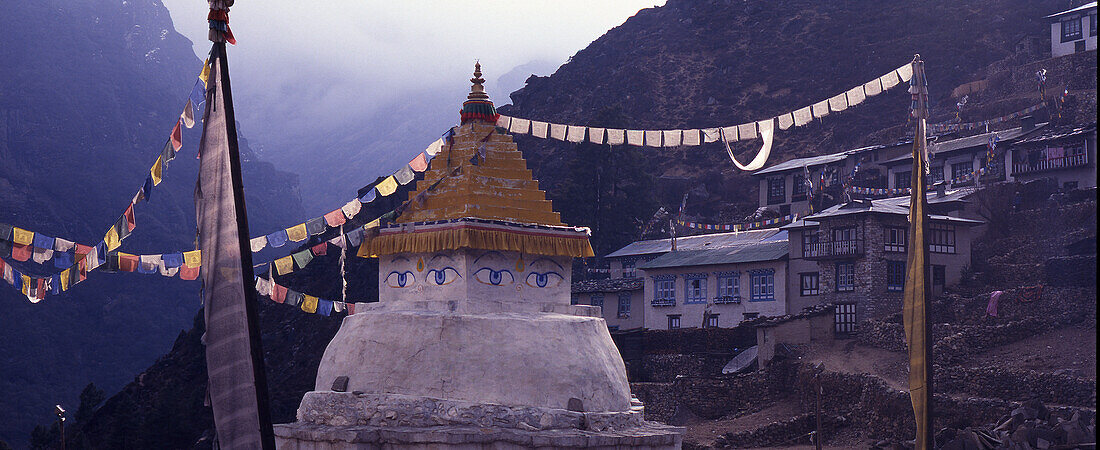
left=162, top=1, right=666, bottom=161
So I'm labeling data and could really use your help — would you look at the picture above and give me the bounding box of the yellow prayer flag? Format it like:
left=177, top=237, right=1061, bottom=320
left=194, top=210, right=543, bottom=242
left=274, top=256, right=294, bottom=275
left=286, top=223, right=308, bottom=242
left=183, top=250, right=202, bottom=268
left=365, top=218, right=380, bottom=229
left=199, top=59, right=210, bottom=86
left=12, top=227, right=34, bottom=245
left=301, top=295, right=318, bottom=313
left=903, top=119, right=931, bottom=449
left=150, top=155, right=163, bottom=186
left=104, top=226, right=121, bottom=251
left=375, top=176, right=398, bottom=197
left=21, top=275, right=31, bottom=296
left=60, top=269, right=71, bottom=291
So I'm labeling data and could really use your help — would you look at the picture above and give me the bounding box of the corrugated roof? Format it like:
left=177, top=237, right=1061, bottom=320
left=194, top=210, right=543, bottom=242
left=1046, top=2, right=1096, bottom=18
left=606, top=228, right=781, bottom=258
left=805, top=196, right=983, bottom=224
left=754, top=145, right=883, bottom=176
left=638, top=240, right=789, bottom=269
left=883, top=125, right=1046, bottom=166
left=780, top=219, right=820, bottom=230
left=1014, top=123, right=1096, bottom=145
left=571, top=277, right=643, bottom=294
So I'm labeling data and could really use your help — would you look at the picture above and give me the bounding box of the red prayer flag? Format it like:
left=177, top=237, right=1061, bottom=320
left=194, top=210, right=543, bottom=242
left=179, top=264, right=200, bottom=281
left=311, top=243, right=328, bottom=256
left=347, top=303, right=355, bottom=314
left=171, top=119, right=183, bottom=150
left=271, top=283, right=287, bottom=303
left=78, top=259, right=88, bottom=280
left=12, top=244, right=32, bottom=262
left=323, top=209, right=346, bottom=227
left=36, top=279, right=46, bottom=300
left=74, top=244, right=92, bottom=258
left=124, top=204, right=136, bottom=232
left=409, top=152, right=429, bottom=172
left=226, top=26, right=236, bottom=45
left=119, top=254, right=139, bottom=272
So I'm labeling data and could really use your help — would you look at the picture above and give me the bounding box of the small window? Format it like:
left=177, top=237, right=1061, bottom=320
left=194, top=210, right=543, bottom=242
left=749, top=269, right=775, bottom=301
left=653, top=278, right=676, bottom=306
left=800, top=272, right=820, bottom=296
left=927, top=166, right=945, bottom=184
left=667, top=315, right=681, bottom=330
left=951, top=161, right=973, bottom=183
left=767, top=177, right=786, bottom=204
left=886, top=260, right=906, bottom=292
left=590, top=293, right=604, bottom=308
left=622, top=259, right=637, bottom=278
left=835, top=303, right=857, bottom=334
left=802, top=229, right=820, bottom=256
left=885, top=227, right=908, bottom=253
left=894, top=171, right=911, bottom=190
left=1062, top=17, right=1083, bottom=42
left=716, top=273, right=740, bottom=301
left=705, top=314, right=720, bottom=328
left=836, top=262, right=856, bottom=292
left=792, top=173, right=807, bottom=197
left=685, top=275, right=708, bottom=304
left=833, top=226, right=858, bottom=242
left=617, top=293, right=632, bottom=318
left=929, top=224, right=956, bottom=254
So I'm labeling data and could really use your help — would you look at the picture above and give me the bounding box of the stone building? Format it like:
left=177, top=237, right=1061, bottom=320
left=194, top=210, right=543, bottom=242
left=1047, top=2, right=1097, bottom=58
left=1008, top=122, right=1097, bottom=189
left=572, top=277, right=644, bottom=331
left=275, top=64, right=682, bottom=449
left=782, top=197, right=981, bottom=332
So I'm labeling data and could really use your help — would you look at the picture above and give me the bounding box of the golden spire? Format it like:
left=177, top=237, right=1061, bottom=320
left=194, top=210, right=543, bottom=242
left=468, top=61, right=489, bottom=101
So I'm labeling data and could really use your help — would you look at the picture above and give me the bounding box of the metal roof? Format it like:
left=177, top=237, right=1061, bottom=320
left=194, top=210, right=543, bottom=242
left=805, top=196, right=983, bottom=225
left=1046, top=2, right=1096, bottom=18
left=883, top=125, right=1046, bottom=166
left=753, top=145, right=883, bottom=176
left=605, top=228, right=782, bottom=258
left=1013, top=123, right=1096, bottom=145
left=571, top=277, right=644, bottom=294
left=779, top=219, right=820, bottom=230
left=637, top=240, right=789, bottom=269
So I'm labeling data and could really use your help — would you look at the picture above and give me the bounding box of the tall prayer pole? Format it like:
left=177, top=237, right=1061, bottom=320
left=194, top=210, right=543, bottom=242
left=902, top=54, right=933, bottom=450
left=196, top=2, right=277, bottom=448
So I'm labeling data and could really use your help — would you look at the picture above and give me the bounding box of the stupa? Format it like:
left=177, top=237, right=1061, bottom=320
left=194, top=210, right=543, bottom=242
left=274, top=64, right=683, bottom=449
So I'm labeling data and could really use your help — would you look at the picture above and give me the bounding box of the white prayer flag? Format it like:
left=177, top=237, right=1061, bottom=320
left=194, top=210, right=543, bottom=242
left=588, top=127, right=605, bottom=144
left=54, top=238, right=75, bottom=252
left=880, top=71, right=901, bottom=89
left=249, top=236, right=267, bottom=253
left=509, top=118, right=530, bottom=134
left=644, top=130, right=662, bottom=147
left=342, top=199, right=362, bottom=219
left=721, top=126, right=739, bottom=142
left=896, top=62, right=913, bottom=82
left=425, top=138, right=444, bottom=156
left=626, top=130, right=644, bottom=146
left=566, top=125, right=586, bottom=143
left=606, top=129, right=625, bottom=145
left=812, top=100, right=830, bottom=118
left=777, top=113, right=794, bottom=130
left=531, top=121, right=549, bottom=138
left=549, top=124, right=567, bottom=141
left=793, top=106, right=813, bottom=126
left=681, top=129, right=701, bottom=146
left=846, top=86, right=866, bottom=107
left=737, top=122, right=757, bottom=140
left=864, top=78, right=883, bottom=97
left=32, top=247, right=53, bottom=264
left=828, top=93, right=848, bottom=112
left=662, top=130, right=682, bottom=147
left=496, top=115, right=511, bottom=129
left=724, top=119, right=775, bottom=172
left=702, top=128, right=722, bottom=143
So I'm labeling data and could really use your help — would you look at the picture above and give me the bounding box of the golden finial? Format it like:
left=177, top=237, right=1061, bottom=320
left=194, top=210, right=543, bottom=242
left=468, top=61, right=489, bottom=101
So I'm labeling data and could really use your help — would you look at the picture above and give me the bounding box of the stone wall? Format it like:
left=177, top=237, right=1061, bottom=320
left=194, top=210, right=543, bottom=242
left=937, top=366, right=1096, bottom=407
left=630, top=361, right=800, bottom=424
left=1044, top=255, right=1097, bottom=287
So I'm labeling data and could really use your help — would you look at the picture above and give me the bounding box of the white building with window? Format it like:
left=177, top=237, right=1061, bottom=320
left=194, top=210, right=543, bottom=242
left=1048, top=2, right=1097, bottom=57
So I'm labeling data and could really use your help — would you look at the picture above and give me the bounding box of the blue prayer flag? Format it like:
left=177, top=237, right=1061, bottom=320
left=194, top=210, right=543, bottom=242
left=162, top=252, right=184, bottom=268
left=189, top=79, right=206, bottom=113
left=34, top=234, right=55, bottom=251
left=359, top=188, right=377, bottom=203
left=54, top=251, right=73, bottom=269
left=51, top=275, right=60, bottom=294
left=266, top=230, right=289, bottom=248
left=318, top=299, right=333, bottom=316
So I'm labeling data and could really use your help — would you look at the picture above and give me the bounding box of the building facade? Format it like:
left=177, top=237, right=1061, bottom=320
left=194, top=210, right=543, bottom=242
left=1048, top=2, right=1097, bottom=58
left=1008, top=123, right=1097, bottom=189
left=572, top=278, right=645, bottom=331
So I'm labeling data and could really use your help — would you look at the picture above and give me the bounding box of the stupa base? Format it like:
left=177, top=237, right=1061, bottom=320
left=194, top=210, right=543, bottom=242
left=273, top=421, right=683, bottom=449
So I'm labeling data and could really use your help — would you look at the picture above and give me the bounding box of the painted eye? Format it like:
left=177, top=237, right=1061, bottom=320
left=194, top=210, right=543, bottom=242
left=474, top=268, right=514, bottom=286
left=425, top=267, right=461, bottom=286
left=525, top=271, right=564, bottom=288
left=384, top=271, right=415, bottom=288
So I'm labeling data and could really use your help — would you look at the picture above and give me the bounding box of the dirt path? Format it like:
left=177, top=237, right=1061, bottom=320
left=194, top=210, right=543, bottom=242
left=682, top=400, right=805, bottom=446
left=966, top=325, right=1096, bottom=377
left=803, top=339, right=908, bottom=390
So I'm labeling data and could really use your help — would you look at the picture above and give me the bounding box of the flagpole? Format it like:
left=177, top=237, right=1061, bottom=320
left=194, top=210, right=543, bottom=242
left=214, top=41, right=277, bottom=449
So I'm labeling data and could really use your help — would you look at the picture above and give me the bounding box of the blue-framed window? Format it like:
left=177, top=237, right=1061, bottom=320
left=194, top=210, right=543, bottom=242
left=684, top=273, right=708, bottom=304
left=652, top=275, right=676, bottom=306
left=590, top=293, right=604, bottom=308
left=716, top=271, right=740, bottom=302
left=621, top=258, right=637, bottom=278
left=667, top=315, right=681, bottom=329
left=887, top=260, right=905, bottom=292
left=749, top=269, right=775, bottom=301
left=617, top=293, right=632, bottom=318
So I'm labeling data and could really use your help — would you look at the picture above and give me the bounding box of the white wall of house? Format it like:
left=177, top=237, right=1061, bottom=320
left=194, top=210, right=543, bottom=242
left=640, top=260, right=788, bottom=330
left=587, top=290, right=645, bottom=330
left=1050, top=9, right=1097, bottom=57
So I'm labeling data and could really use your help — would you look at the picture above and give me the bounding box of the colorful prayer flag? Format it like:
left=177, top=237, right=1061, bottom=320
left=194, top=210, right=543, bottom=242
left=286, top=223, right=308, bottom=242
left=375, top=176, right=398, bottom=196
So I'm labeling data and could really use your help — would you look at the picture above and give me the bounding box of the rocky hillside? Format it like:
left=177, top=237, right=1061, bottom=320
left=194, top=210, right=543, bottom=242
left=499, top=0, right=1077, bottom=254
left=0, top=0, right=303, bottom=445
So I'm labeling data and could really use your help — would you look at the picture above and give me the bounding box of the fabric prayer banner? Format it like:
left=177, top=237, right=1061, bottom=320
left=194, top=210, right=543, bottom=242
left=139, top=255, right=160, bottom=274
left=375, top=176, right=398, bottom=196
left=864, top=78, right=883, bottom=97
left=104, top=226, right=121, bottom=252
left=189, top=79, right=206, bottom=113
left=250, top=236, right=267, bottom=253
left=509, top=118, right=530, bottom=134
left=306, top=217, right=326, bottom=236
left=902, top=114, right=931, bottom=450
left=408, top=153, right=429, bottom=172
left=846, top=86, right=866, bottom=107
left=496, top=115, right=511, bottom=129
left=606, top=129, right=625, bottom=145
left=150, top=155, right=164, bottom=186
left=364, top=219, right=380, bottom=230
left=60, top=269, right=71, bottom=291
left=183, top=250, right=202, bottom=268
left=285, top=289, right=303, bottom=307
left=896, top=62, right=913, bottom=82
left=644, top=130, right=662, bottom=147
left=266, top=230, right=288, bottom=248
left=271, top=282, right=287, bottom=303
left=328, top=235, right=346, bottom=249
left=881, top=70, right=901, bottom=89
left=162, top=139, right=177, bottom=166
left=317, top=299, right=333, bottom=316
left=721, top=126, right=738, bottom=142
left=341, top=199, right=362, bottom=219
left=702, top=128, right=721, bottom=143
left=549, top=123, right=567, bottom=141
left=33, top=234, right=54, bottom=251
left=159, top=260, right=180, bottom=277
left=275, top=256, right=294, bottom=275
left=662, top=130, right=681, bottom=147
left=32, top=247, right=53, bottom=264
left=255, top=277, right=272, bottom=297
left=737, top=122, right=757, bottom=141
left=286, top=224, right=308, bottom=242
left=566, top=125, right=585, bottom=143
left=124, top=204, right=136, bottom=232
left=425, top=138, right=444, bottom=156
left=626, top=130, right=644, bottom=146
left=301, top=295, right=319, bottom=314
left=311, top=243, right=327, bottom=256
left=119, top=253, right=139, bottom=272
left=681, top=129, right=701, bottom=146
left=812, top=100, right=830, bottom=118
left=777, top=113, right=794, bottom=130
left=291, top=249, right=313, bottom=269
left=724, top=119, right=775, bottom=172
left=182, top=100, right=196, bottom=128
left=170, top=119, right=183, bottom=150
left=793, top=106, right=813, bottom=126
left=828, top=93, right=848, bottom=112
left=531, top=121, right=549, bottom=138
left=162, top=252, right=184, bottom=268
left=359, top=188, right=377, bottom=203
left=54, top=251, right=73, bottom=269
left=324, top=209, right=346, bottom=227
left=394, top=166, right=415, bottom=185
left=12, top=227, right=33, bottom=246
left=0, top=223, right=11, bottom=242
left=588, top=127, right=605, bottom=144
left=178, top=263, right=198, bottom=280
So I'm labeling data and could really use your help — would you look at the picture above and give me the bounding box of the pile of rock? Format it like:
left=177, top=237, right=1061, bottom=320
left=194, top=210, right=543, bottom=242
left=871, top=400, right=1095, bottom=449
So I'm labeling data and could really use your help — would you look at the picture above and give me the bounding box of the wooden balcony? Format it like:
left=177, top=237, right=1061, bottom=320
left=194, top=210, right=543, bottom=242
left=802, top=239, right=864, bottom=260
left=1013, top=153, right=1089, bottom=175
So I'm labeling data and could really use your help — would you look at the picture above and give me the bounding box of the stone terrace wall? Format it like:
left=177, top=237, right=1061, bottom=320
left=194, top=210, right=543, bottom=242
left=937, top=366, right=1096, bottom=407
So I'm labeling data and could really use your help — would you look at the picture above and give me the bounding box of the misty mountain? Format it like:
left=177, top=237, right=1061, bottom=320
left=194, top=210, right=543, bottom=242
left=0, top=0, right=303, bottom=445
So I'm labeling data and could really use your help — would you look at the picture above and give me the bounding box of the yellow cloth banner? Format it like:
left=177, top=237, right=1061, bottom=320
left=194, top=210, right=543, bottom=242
left=104, top=226, right=121, bottom=251
left=150, top=155, right=163, bottom=186
left=903, top=116, right=931, bottom=450
left=199, top=59, right=210, bottom=86
left=359, top=227, right=594, bottom=259
left=274, top=256, right=294, bottom=275
left=183, top=250, right=202, bottom=268
left=286, top=223, right=308, bottom=242
left=60, top=269, right=71, bottom=291
left=365, top=218, right=380, bottom=229
left=21, top=275, right=31, bottom=296
left=375, top=176, right=398, bottom=197
left=12, top=227, right=33, bottom=245
left=301, top=294, right=318, bottom=313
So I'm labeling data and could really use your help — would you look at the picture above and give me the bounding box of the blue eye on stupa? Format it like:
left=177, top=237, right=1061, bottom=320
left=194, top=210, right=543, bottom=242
left=474, top=268, right=513, bottom=286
